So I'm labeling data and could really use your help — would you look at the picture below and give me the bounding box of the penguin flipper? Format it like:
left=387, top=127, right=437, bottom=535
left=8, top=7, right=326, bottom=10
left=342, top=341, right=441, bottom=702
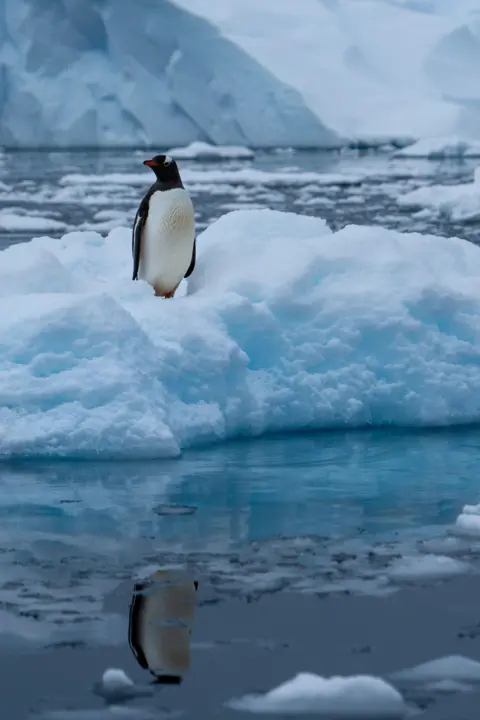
left=132, top=198, right=148, bottom=281
left=184, top=237, right=196, bottom=279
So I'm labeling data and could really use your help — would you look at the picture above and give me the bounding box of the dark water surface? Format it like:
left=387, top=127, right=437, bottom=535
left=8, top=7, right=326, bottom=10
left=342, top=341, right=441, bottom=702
left=1, top=430, right=480, bottom=718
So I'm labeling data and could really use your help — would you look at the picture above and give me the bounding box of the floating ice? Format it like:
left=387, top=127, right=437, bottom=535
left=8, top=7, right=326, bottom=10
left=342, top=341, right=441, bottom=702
left=60, top=168, right=365, bottom=188
left=387, top=554, right=470, bottom=582
left=227, top=672, right=406, bottom=717
left=398, top=167, right=480, bottom=220
left=392, top=655, right=480, bottom=684
left=454, top=503, right=480, bottom=537
left=394, top=137, right=480, bottom=159
left=101, top=669, right=134, bottom=690
left=93, top=667, right=152, bottom=705
left=2, top=208, right=480, bottom=459
left=0, top=211, right=67, bottom=232
left=167, top=141, right=254, bottom=160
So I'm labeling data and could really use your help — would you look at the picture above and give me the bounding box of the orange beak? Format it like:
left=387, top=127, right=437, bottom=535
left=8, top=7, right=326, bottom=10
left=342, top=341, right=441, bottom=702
left=143, top=160, right=157, bottom=167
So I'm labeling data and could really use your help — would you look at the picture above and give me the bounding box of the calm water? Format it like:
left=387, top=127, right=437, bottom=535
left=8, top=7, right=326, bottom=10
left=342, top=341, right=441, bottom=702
left=1, top=150, right=480, bottom=718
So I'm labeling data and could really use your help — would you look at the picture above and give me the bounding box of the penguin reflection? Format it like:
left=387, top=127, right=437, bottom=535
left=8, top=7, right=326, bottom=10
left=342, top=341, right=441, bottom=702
left=128, top=569, right=198, bottom=684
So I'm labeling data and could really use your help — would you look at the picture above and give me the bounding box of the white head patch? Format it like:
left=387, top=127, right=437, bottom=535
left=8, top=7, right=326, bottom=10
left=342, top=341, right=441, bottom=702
left=164, top=155, right=173, bottom=166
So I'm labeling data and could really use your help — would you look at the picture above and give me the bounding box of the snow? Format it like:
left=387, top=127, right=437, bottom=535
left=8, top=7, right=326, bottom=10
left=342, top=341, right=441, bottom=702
left=167, top=141, right=254, bottom=160
left=392, top=655, right=480, bottom=683
left=3, top=208, right=480, bottom=458
left=387, top=554, right=470, bottom=582
left=394, top=137, right=480, bottom=158
left=2, top=0, right=480, bottom=147
left=397, top=167, right=480, bottom=220
left=227, top=672, right=407, bottom=717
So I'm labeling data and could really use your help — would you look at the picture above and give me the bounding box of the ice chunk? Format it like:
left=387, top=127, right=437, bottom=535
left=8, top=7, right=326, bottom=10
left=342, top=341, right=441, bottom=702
left=394, top=136, right=480, bottom=158
left=387, top=554, right=470, bottom=582
left=392, top=655, right=480, bottom=683
left=101, top=668, right=134, bottom=690
left=454, top=503, right=480, bottom=536
left=167, top=141, right=254, bottom=160
left=397, top=168, right=480, bottom=220
left=0, top=211, right=67, bottom=232
left=227, top=672, right=407, bottom=717
left=3, top=209, right=480, bottom=459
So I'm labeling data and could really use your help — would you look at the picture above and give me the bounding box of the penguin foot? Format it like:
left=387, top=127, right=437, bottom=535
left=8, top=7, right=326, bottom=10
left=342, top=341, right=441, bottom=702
left=153, top=286, right=177, bottom=299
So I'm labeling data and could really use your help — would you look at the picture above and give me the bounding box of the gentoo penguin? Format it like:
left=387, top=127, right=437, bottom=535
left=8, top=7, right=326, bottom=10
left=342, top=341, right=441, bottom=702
left=132, top=155, right=196, bottom=298
left=128, top=569, right=198, bottom=684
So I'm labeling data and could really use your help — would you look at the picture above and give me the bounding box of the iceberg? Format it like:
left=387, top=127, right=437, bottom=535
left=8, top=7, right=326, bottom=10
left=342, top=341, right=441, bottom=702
left=2, top=0, right=480, bottom=147
left=2, top=208, right=480, bottom=459
left=0, top=0, right=335, bottom=149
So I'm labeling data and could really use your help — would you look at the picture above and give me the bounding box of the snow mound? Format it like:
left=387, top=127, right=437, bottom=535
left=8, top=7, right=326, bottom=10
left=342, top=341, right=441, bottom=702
left=3, top=208, right=480, bottom=459
left=392, top=655, right=480, bottom=684
left=227, top=672, right=406, bottom=717
left=167, top=141, right=254, bottom=160
left=394, top=137, right=480, bottom=158
left=398, top=167, right=480, bottom=220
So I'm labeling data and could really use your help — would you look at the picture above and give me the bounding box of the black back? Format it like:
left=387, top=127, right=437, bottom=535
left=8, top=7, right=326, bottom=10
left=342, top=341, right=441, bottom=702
left=131, top=155, right=196, bottom=282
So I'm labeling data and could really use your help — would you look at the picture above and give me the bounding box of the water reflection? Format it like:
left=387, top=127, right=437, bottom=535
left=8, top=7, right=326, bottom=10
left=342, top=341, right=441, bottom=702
left=129, top=569, right=198, bottom=684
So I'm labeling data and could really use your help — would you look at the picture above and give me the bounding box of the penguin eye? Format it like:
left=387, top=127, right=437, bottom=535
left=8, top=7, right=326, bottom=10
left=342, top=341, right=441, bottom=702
left=163, top=156, right=172, bottom=167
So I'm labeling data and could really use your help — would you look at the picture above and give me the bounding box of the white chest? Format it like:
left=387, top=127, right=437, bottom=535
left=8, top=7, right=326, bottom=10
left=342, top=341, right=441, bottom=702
left=139, top=188, right=195, bottom=291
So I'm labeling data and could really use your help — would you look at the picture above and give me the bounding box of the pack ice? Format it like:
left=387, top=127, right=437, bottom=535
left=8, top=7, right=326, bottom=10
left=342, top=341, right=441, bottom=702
left=2, top=208, right=480, bottom=459
left=2, top=0, right=480, bottom=147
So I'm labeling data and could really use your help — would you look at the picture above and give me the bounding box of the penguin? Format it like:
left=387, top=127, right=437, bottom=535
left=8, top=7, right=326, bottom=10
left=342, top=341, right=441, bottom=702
left=132, top=155, right=196, bottom=298
left=128, top=569, right=198, bottom=684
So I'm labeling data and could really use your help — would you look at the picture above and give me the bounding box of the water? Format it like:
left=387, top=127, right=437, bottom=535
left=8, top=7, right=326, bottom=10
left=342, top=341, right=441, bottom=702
left=1, top=148, right=479, bottom=248
left=2, top=149, right=480, bottom=718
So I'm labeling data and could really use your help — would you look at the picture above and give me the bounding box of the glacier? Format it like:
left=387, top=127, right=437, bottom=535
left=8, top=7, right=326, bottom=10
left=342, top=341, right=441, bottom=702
left=2, top=208, right=480, bottom=459
left=2, top=0, right=480, bottom=147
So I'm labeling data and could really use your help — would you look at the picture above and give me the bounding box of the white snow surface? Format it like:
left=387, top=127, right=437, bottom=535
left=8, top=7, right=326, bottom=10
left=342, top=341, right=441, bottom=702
left=3, top=0, right=480, bottom=146
left=398, top=167, right=480, bottom=220
left=3, top=207, right=480, bottom=459
left=227, top=671, right=406, bottom=717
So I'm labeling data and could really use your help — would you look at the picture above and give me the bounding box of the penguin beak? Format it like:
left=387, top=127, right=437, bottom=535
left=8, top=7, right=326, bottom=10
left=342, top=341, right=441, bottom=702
left=144, top=160, right=157, bottom=167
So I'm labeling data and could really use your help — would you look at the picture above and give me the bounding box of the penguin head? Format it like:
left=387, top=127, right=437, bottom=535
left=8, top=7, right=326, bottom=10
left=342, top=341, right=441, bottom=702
left=143, top=155, right=182, bottom=187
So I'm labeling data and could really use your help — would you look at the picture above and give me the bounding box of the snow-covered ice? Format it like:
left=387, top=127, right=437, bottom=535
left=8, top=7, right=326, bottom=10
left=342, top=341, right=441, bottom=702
left=387, top=554, right=470, bottom=582
left=394, top=137, right=480, bottom=159
left=167, top=141, right=254, bottom=160
left=397, top=167, right=480, bottom=220
left=3, top=208, right=480, bottom=459
left=3, top=0, right=480, bottom=147
left=392, top=655, right=480, bottom=684
left=227, top=672, right=407, bottom=717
